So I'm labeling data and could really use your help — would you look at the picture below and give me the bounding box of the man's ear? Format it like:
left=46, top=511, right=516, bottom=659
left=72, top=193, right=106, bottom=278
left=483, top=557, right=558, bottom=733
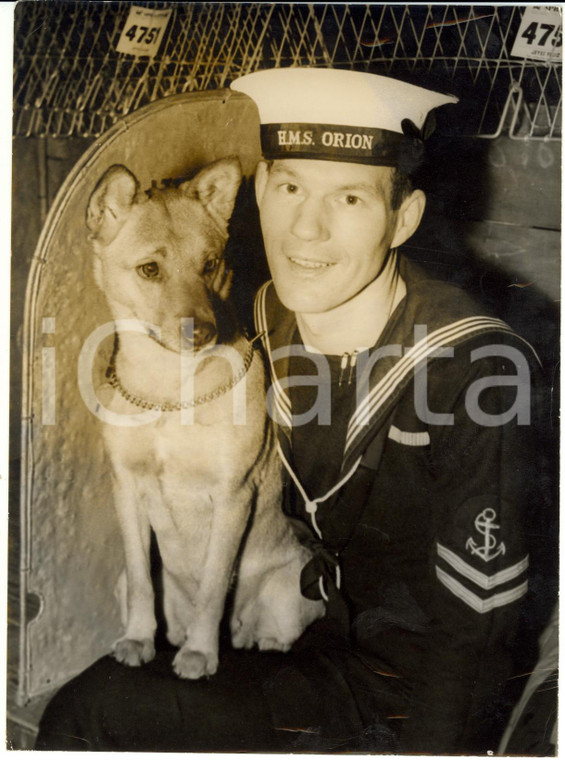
left=254, top=160, right=269, bottom=206
left=391, top=189, right=426, bottom=249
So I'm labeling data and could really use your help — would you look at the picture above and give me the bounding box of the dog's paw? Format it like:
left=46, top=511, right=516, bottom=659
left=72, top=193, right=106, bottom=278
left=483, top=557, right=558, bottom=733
left=231, top=629, right=254, bottom=649
left=257, top=637, right=291, bottom=653
left=173, top=647, right=218, bottom=679
left=230, top=619, right=255, bottom=650
left=113, top=637, right=155, bottom=667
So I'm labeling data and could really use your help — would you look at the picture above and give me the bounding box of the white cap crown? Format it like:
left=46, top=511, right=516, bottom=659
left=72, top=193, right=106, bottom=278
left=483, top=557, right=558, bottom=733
left=232, top=67, right=457, bottom=133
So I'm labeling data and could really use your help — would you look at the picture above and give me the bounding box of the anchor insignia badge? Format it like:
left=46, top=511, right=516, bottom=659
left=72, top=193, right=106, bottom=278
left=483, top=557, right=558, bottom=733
left=466, top=507, right=506, bottom=562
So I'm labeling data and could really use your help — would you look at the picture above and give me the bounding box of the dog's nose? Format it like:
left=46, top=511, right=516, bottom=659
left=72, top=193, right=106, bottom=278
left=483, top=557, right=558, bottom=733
left=181, top=319, right=216, bottom=349
left=193, top=321, right=216, bottom=347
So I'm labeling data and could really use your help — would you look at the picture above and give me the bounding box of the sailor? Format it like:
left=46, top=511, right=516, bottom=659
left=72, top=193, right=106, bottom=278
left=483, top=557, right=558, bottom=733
left=233, top=68, right=541, bottom=753
left=35, top=68, right=545, bottom=754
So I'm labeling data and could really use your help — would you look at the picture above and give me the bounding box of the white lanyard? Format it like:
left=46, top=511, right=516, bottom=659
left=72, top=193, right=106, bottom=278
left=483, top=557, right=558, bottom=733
left=275, top=441, right=362, bottom=600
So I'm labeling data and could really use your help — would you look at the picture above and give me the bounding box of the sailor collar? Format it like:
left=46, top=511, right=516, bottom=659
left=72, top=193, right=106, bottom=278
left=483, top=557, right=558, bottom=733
left=254, top=257, right=534, bottom=475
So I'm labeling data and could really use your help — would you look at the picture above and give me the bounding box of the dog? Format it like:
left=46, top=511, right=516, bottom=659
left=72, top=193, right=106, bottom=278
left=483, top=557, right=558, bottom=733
left=85, top=157, right=324, bottom=679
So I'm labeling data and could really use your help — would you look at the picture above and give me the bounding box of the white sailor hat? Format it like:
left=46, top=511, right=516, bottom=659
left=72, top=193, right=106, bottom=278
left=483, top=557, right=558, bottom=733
left=230, top=67, right=458, bottom=170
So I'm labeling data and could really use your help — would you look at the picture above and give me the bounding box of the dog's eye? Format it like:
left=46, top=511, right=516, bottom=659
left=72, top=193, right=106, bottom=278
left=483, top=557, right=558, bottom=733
left=137, top=262, right=160, bottom=279
left=203, top=258, right=219, bottom=275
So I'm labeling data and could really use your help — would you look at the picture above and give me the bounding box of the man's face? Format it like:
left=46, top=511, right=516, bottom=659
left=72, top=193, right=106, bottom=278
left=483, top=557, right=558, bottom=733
left=255, top=158, right=405, bottom=315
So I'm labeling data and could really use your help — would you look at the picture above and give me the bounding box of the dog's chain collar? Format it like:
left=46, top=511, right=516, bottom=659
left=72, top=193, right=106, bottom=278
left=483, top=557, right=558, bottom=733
left=105, top=340, right=256, bottom=412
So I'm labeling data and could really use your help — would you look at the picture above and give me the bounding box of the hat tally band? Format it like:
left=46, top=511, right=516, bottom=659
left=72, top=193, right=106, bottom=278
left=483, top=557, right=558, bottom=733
left=261, top=123, right=424, bottom=168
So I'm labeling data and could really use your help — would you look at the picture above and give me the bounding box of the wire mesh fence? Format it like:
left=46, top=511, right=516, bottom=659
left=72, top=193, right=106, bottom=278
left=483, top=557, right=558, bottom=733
left=13, top=2, right=562, bottom=140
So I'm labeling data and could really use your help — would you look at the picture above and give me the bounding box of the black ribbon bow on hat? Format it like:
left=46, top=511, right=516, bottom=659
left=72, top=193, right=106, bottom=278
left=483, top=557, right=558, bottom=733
left=398, top=113, right=437, bottom=174
left=401, top=111, right=437, bottom=142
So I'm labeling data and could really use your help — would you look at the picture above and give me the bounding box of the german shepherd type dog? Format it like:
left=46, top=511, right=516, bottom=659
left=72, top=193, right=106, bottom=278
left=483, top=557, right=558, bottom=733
left=86, top=158, right=323, bottom=679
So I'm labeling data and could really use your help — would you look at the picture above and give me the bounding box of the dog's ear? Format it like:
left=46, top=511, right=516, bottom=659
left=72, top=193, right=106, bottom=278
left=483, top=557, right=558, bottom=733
left=186, top=157, right=242, bottom=235
left=86, top=165, right=139, bottom=245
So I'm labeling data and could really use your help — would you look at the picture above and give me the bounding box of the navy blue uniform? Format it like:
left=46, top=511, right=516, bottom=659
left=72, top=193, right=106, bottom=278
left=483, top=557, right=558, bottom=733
left=254, top=257, right=540, bottom=752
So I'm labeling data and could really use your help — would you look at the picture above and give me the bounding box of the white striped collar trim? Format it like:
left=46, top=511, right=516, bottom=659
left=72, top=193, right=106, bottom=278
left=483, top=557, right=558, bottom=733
left=436, top=566, right=528, bottom=614
left=345, top=316, right=521, bottom=455
left=255, top=285, right=540, bottom=453
left=349, top=316, right=509, bottom=435
left=255, top=282, right=292, bottom=428
left=437, top=543, right=529, bottom=591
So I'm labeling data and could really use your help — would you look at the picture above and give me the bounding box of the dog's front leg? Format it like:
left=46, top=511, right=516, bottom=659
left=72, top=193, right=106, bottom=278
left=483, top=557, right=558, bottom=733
left=173, top=489, right=250, bottom=679
left=112, top=471, right=157, bottom=667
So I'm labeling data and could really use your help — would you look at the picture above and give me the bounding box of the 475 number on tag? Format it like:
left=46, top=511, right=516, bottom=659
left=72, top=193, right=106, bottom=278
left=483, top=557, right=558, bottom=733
left=116, top=6, right=172, bottom=57
left=511, top=6, right=562, bottom=62
left=124, top=25, right=161, bottom=46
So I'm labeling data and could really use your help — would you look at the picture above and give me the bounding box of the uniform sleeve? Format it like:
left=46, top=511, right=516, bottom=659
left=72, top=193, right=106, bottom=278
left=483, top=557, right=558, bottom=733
left=398, top=343, right=538, bottom=754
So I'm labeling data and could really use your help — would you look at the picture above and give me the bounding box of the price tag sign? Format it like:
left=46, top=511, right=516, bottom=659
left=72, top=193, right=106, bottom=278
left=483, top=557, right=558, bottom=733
left=116, top=6, right=172, bottom=57
left=511, top=6, right=562, bottom=62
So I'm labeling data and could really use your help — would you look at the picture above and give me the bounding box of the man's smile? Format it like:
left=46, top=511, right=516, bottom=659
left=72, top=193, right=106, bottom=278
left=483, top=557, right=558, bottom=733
left=287, top=255, right=336, bottom=271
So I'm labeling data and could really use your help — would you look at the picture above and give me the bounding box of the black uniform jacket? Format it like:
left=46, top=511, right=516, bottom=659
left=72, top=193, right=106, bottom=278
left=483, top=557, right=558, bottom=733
left=254, top=257, right=541, bottom=753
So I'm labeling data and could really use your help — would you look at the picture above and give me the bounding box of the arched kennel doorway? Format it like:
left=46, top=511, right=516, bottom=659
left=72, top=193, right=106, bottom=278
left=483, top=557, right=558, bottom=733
left=18, top=89, right=261, bottom=704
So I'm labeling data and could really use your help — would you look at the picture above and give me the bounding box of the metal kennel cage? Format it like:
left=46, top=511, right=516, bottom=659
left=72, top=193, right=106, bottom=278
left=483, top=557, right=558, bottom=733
left=14, top=3, right=562, bottom=141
